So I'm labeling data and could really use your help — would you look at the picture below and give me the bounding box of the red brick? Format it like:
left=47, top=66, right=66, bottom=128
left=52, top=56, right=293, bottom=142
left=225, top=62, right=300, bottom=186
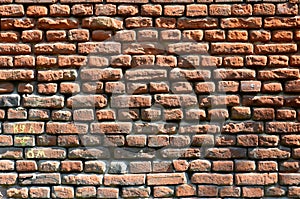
left=97, top=188, right=119, bottom=199
left=209, top=4, right=231, bottom=16
left=118, top=5, right=138, bottom=16
left=231, top=4, right=252, bottom=16
left=61, top=161, right=83, bottom=172
left=27, top=6, right=47, bottom=16
left=253, top=3, right=275, bottom=15
left=49, top=4, right=70, bottom=16
left=219, top=186, right=240, bottom=197
left=7, top=188, right=28, bottom=198
left=192, top=173, right=233, bottom=185
left=164, top=5, right=184, bottom=16
left=242, top=187, right=264, bottom=198
left=52, top=186, right=74, bottom=198
left=76, top=187, right=96, bottom=198
left=30, top=187, right=50, bottom=198
left=221, top=17, right=262, bottom=29
left=187, top=4, right=207, bottom=16
left=198, top=185, right=218, bottom=197
left=176, top=184, right=196, bottom=197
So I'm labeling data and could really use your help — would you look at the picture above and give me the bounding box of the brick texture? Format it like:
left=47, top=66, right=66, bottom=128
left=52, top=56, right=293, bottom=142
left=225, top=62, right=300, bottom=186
left=0, top=0, right=299, bottom=198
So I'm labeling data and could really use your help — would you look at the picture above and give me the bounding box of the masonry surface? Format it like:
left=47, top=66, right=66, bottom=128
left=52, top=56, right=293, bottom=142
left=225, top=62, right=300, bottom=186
left=1, top=0, right=300, bottom=198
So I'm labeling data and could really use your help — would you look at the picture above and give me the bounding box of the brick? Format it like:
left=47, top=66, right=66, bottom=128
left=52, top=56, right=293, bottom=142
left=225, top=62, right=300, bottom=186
left=35, top=43, right=76, bottom=55
left=46, top=122, right=88, bottom=134
left=265, top=16, right=299, bottom=29
left=97, top=188, right=119, bottom=199
left=61, top=161, right=83, bottom=172
left=84, top=160, right=106, bottom=173
left=122, top=187, right=150, bottom=198
left=37, top=83, right=57, bottom=94
left=38, top=161, right=60, bottom=172
left=68, top=29, right=89, bottom=42
left=280, top=161, right=300, bottom=172
left=289, top=187, right=300, bottom=197
left=212, top=161, right=233, bottom=172
left=118, top=5, right=138, bottom=16
left=27, top=6, right=48, bottom=16
left=187, top=4, right=207, bottom=16
left=0, top=32, right=19, bottom=43
left=62, top=174, right=102, bottom=185
left=253, top=3, right=275, bottom=15
left=153, top=186, right=173, bottom=197
left=176, top=184, right=196, bottom=197
left=266, top=186, right=285, bottom=197
left=0, top=135, right=13, bottom=146
left=277, top=3, right=298, bottom=15
left=104, top=174, right=145, bottom=186
left=258, top=161, right=277, bottom=172
left=0, top=5, right=24, bottom=17
left=253, top=108, right=275, bottom=120
left=72, top=4, right=93, bottom=16
left=19, top=173, right=61, bottom=185
left=192, top=173, right=233, bottom=185
left=76, top=187, right=96, bottom=198
left=29, top=187, right=50, bottom=198
left=259, top=135, right=279, bottom=146
left=214, top=69, right=255, bottom=80
left=164, top=5, right=184, bottom=16
left=209, top=4, right=231, bottom=16
left=279, top=173, right=300, bottom=185
left=198, top=185, right=218, bottom=197
left=211, top=43, right=253, bottom=55
left=249, top=148, right=290, bottom=159
left=250, top=30, right=271, bottom=42
left=23, top=95, right=64, bottom=108
left=147, top=173, right=186, bottom=185
left=38, top=18, right=78, bottom=29
left=7, top=188, right=28, bottom=198
left=205, top=30, right=225, bottom=41
left=231, top=4, right=252, bottom=16
left=141, top=4, right=162, bottom=16
left=236, top=173, right=277, bottom=185
left=219, top=186, right=240, bottom=197
left=221, top=17, right=262, bottom=29
left=78, top=42, right=121, bottom=54
left=242, top=187, right=263, bottom=198
left=129, top=161, right=151, bottom=173
left=49, top=4, right=70, bottom=16
left=222, top=121, right=263, bottom=133
left=46, top=30, right=66, bottom=42
left=178, top=18, right=218, bottom=29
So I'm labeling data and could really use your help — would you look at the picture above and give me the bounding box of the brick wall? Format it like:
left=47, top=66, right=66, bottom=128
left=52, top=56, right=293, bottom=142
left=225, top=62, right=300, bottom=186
left=0, top=0, right=300, bottom=198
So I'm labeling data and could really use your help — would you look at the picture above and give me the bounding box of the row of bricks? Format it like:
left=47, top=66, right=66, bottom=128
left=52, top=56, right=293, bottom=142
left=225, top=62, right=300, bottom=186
left=0, top=68, right=300, bottom=82
left=1, top=0, right=298, bottom=4
left=0, top=106, right=299, bottom=121
left=1, top=172, right=300, bottom=186
left=2, top=159, right=300, bottom=173
left=2, top=16, right=300, bottom=30
left=0, top=42, right=299, bottom=55
left=0, top=3, right=298, bottom=17
left=0, top=146, right=296, bottom=159
left=3, top=120, right=300, bottom=134
left=2, top=94, right=300, bottom=109
left=2, top=133, right=300, bottom=147
left=2, top=29, right=300, bottom=43
left=4, top=184, right=300, bottom=198
left=3, top=54, right=300, bottom=68
left=3, top=80, right=300, bottom=95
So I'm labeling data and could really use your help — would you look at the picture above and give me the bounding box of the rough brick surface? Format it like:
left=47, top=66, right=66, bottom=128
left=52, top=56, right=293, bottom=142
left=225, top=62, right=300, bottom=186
left=0, top=0, right=299, bottom=198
